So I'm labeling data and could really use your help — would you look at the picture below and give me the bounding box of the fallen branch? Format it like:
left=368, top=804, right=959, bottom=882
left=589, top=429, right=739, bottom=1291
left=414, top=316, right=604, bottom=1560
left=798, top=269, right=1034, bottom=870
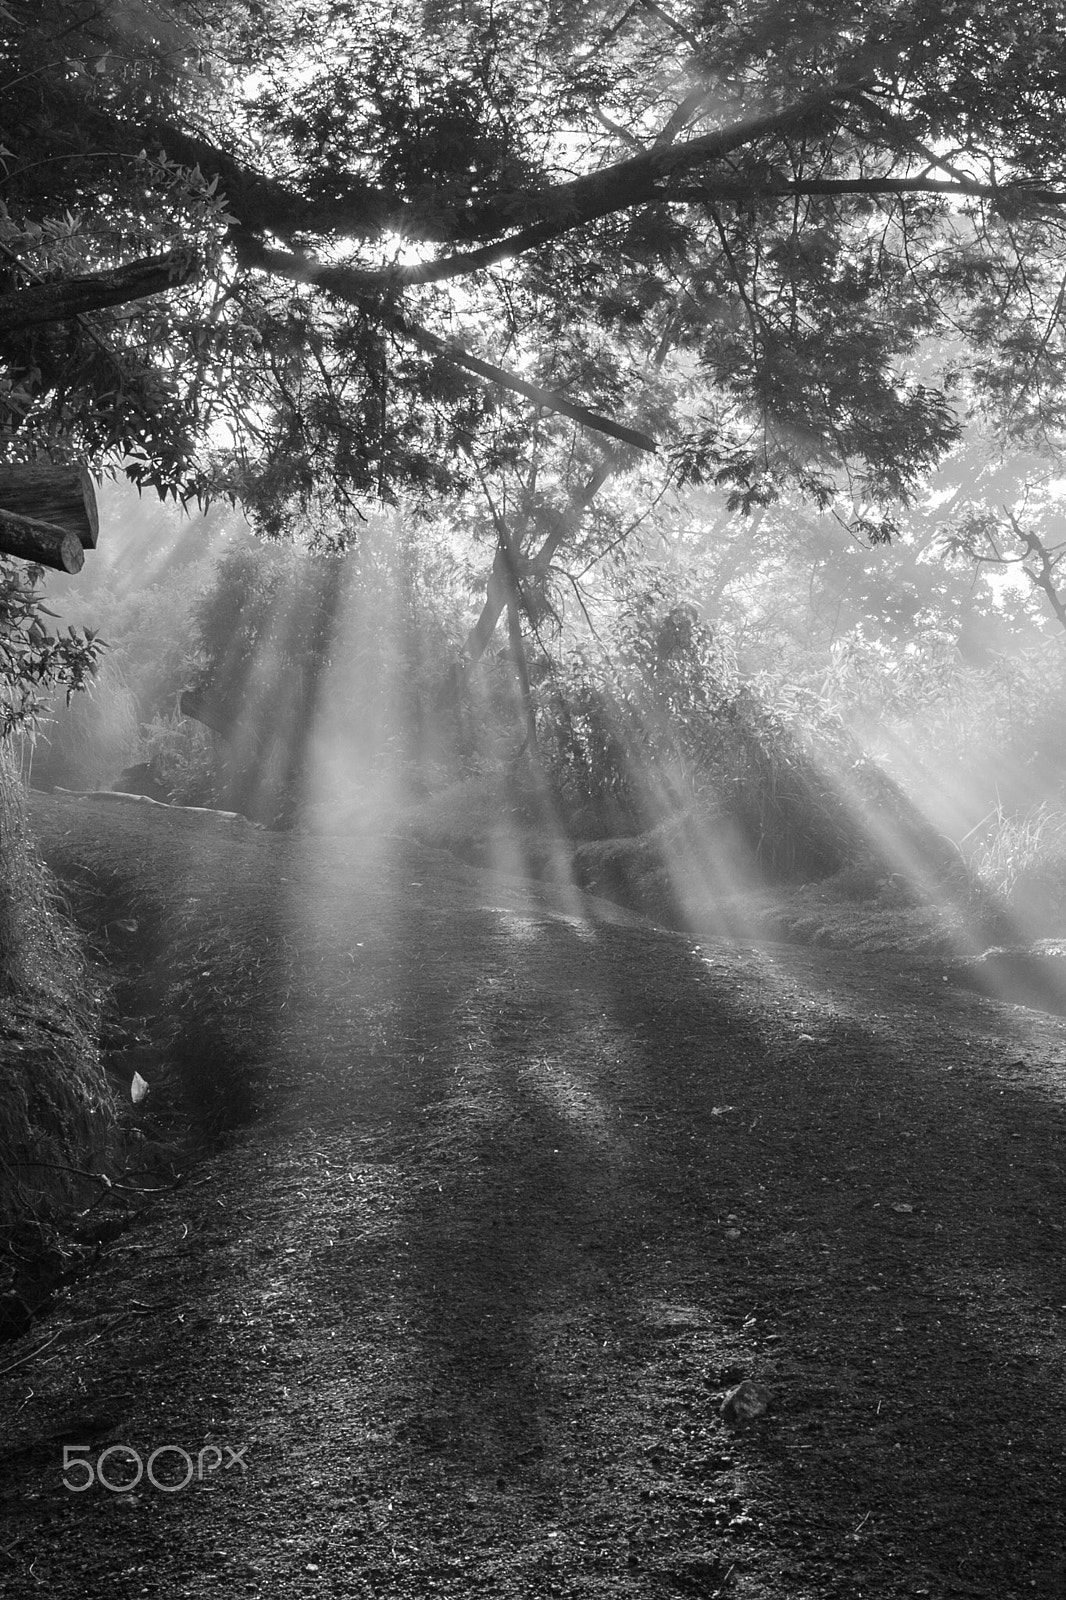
left=14, top=1160, right=187, bottom=1197
left=0, top=1302, right=175, bottom=1380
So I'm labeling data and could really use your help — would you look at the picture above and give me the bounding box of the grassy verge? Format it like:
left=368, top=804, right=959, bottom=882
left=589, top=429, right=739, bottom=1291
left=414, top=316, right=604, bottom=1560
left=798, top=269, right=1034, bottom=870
left=33, top=794, right=280, bottom=1143
left=0, top=754, right=115, bottom=1311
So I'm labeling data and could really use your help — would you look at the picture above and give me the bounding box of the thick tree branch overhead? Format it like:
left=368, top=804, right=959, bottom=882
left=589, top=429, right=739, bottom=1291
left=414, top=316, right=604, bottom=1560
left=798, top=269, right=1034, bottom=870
left=0, top=251, right=202, bottom=335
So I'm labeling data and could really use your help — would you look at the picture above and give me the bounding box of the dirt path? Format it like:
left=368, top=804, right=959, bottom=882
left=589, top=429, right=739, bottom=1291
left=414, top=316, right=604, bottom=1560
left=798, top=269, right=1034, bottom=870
left=3, top=796, right=1066, bottom=1599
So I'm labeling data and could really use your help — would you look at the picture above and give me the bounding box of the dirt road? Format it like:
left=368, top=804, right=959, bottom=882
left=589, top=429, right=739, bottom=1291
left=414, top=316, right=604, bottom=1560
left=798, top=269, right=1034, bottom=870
left=2, top=796, right=1066, bottom=1599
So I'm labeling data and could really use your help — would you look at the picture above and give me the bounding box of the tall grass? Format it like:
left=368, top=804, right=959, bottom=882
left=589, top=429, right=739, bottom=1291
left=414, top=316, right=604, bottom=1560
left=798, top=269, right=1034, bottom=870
left=965, top=802, right=1066, bottom=920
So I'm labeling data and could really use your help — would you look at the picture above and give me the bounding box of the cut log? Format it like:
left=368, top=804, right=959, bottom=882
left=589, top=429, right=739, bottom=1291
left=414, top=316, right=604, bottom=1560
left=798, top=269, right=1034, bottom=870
left=0, top=507, right=84, bottom=573
left=0, top=463, right=98, bottom=549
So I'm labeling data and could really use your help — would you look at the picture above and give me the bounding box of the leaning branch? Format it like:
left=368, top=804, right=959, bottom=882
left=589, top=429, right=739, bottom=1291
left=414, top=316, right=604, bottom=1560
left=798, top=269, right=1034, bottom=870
left=405, top=323, right=657, bottom=452
left=235, top=236, right=656, bottom=452
left=238, top=170, right=1066, bottom=299
left=1007, top=509, right=1066, bottom=634
left=293, top=79, right=869, bottom=288
left=0, top=249, right=202, bottom=334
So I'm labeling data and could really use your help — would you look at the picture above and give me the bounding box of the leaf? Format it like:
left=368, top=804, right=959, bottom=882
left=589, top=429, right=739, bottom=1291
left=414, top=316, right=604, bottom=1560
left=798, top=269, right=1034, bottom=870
left=131, top=1071, right=150, bottom=1104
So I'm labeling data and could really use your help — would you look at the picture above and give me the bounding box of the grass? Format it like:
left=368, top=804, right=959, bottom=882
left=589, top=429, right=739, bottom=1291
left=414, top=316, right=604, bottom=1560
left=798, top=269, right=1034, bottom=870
left=0, top=752, right=116, bottom=1297
left=964, top=802, right=1066, bottom=936
left=38, top=815, right=278, bottom=1140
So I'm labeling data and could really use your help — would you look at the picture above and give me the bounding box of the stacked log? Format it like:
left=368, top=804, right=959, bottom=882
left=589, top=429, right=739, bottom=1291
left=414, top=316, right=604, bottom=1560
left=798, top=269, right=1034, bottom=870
left=0, top=463, right=98, bottom=573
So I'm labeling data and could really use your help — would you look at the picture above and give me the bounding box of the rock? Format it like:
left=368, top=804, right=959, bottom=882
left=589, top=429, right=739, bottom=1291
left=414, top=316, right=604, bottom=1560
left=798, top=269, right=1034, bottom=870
left=720, top=1379, right=770, bottom=1427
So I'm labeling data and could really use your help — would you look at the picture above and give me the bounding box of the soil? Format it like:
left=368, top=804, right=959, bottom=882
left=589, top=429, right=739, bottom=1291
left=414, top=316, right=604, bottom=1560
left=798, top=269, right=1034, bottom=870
left=2, top=792, right=1066, bottom=1600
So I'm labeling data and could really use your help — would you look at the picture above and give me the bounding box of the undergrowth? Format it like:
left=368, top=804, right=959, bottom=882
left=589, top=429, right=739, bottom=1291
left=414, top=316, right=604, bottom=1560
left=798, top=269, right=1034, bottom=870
left=964, top=803, right=1066, bottom=934
left=0, top=754, right=114, bottom=1299
left=160, top=913, right=279, bottom=1137
left=45, top=839, right=275, bottom=1140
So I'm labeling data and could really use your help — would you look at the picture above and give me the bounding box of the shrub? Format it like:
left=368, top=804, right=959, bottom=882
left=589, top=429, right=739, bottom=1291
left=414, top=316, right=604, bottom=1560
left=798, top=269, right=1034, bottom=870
left=539, top=597, right=866, bottom=880
left=138, top=711, right=222, bottom=807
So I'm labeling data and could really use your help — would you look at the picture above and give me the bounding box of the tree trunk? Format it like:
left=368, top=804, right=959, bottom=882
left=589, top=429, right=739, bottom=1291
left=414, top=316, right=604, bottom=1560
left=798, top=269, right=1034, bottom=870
left=179, top=688, right=233, bottom=737
left=438, top=458, right=615, bottom=708
left=497, top=525, right=541, bottom=763
left=0, top=507, right=84, bottom=573
left=0, top=463, right=98, bottom=549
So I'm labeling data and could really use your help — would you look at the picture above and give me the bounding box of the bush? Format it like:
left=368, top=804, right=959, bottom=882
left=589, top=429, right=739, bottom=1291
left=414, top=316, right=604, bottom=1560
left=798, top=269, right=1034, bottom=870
left=137, top=712, right=222, bottom=807
left=156, top=917, right=278, bottom=1137
left=539, top=597, right=866, bottom=881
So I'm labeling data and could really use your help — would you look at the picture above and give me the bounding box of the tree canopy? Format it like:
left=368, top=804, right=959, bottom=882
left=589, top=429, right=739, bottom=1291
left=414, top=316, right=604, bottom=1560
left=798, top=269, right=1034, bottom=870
left=3, top=1, right=1066, bottom=533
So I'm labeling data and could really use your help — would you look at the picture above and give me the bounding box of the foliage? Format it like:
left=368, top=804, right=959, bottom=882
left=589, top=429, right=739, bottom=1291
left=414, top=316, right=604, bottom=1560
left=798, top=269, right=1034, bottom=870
left=0, top=753, right=114, bottom=1273
left=621, top=457, right=1066, bottom=847
left=138, top=712, right=219, bottom=807
left=6, top=1, right=1066, bottom=531
left=28, top=654, right=139, bottom=791
left=539, top=577, right=864, bottom=877
left=175, top=516, right=468, bottom=821
left=966, top=803, right=1066, bottom=902
left=963, top=801, right=1066, bottom=934
left=0, top=558, right=103, bottom=740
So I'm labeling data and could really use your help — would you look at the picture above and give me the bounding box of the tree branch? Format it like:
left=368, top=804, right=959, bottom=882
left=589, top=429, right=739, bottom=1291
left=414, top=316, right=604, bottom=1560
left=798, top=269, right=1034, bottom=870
left=679, top=175, right=1066, bottom=208
left=0, top=249, right=202, bottom=333
left=234, top=235, right=657, bottom=452
left=217, top=77, right=865, bottom=279
left=440, top=457, right=616, bottom=706
left=1007, top=509, right=1066, bottom=634
left=406, top=324, right=657, bottom=452
left=53, top=99, right=425, bottom=243
left=405, top=78, right=867, bottom=271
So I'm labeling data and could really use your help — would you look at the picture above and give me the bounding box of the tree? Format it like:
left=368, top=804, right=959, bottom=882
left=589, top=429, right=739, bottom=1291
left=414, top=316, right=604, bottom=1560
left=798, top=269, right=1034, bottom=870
left=5, top=0, right=1066, bottom=541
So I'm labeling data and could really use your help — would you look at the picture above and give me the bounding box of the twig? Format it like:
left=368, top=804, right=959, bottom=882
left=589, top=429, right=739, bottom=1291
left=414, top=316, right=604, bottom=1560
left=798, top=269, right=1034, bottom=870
left=0, top=1328, right=64, bottom=1378
left=0, top=1302, right=174, bottom=1379
left=14, top=1161, right=185, bottom=1196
